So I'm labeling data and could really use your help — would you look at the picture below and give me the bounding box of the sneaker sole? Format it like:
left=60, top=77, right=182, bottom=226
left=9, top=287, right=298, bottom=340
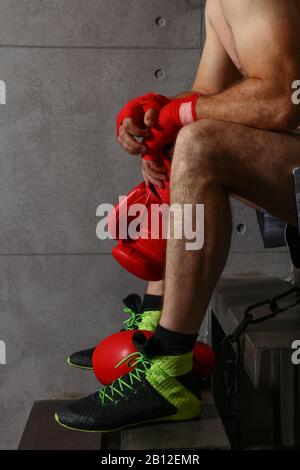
left=54, top=411, right=200, bottom=434
left=66, top=357, right=93, bottom=371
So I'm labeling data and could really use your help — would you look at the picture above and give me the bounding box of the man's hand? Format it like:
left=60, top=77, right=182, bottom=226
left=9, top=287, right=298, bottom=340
left=118, top=117, right=149, bottom=155
left=116, top=93, right=171, bottom=155
left=141, top=160, right=168, bottom=188
left=143, top=93, right=200, bottom=161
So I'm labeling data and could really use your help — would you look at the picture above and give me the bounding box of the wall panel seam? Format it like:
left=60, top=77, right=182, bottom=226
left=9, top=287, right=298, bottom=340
left=0, top=45, right=201, bottom=50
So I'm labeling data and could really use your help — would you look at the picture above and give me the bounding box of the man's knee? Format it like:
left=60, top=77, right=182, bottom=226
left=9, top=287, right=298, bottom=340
left=177, top=119, right=222, bottom=143
left=172, top=120, right=224, bottom=182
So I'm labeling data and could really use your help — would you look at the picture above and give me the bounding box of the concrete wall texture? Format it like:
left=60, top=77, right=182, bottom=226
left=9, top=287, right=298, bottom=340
left=0, top=0, right=290, bottom=449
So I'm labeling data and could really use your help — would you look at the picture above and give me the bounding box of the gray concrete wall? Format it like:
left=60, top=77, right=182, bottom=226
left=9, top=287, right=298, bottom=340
left=0, top=0, right=289, bottom=449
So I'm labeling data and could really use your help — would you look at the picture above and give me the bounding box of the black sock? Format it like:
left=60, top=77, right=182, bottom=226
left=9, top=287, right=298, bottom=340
left=153, top=324, right=198, bottom=355
left=134, top=324, right=198, bottom=357
left=143, top=294, right=163, bottom=312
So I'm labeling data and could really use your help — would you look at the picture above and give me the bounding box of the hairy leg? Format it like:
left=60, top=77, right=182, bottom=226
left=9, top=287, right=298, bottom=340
left=160, top=120, right=300, bottom=334
left=146, top=280, right=165, bottom=296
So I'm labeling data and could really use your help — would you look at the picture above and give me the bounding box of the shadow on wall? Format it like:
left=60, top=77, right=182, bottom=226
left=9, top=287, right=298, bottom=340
left=185, top=0, right=204, bottom=11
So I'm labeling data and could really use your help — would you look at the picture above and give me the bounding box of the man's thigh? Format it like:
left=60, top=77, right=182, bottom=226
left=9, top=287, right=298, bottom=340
left=194, top=120, right=300, bottom=226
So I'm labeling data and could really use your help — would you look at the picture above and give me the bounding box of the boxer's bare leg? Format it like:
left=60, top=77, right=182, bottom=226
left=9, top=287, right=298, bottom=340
left=146, top=280, right=165, bottom=296
left=160, top=120, right=300, bottom=334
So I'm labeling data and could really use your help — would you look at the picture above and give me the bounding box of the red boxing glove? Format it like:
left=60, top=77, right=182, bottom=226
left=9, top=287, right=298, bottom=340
left=108, top=182, right=149, bottom=240
left=112, top=179, right=170, bottom=281
left=143, top=93, right=200, bottom=161
left=108, top=151, right=171, bottom=281
left=116, top=93, right=171, bottom=136
left=108, top=153, right=170, bottom=241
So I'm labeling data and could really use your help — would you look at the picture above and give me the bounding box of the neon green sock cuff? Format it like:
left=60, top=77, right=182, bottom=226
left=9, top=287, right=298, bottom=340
left=138, top=310, right=161, bottom=332
left=146, top=352, right=200, bottom=420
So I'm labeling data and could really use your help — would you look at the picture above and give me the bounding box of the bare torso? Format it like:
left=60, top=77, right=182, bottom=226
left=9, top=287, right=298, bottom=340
left=208, top=0, right=300, bottom=78
left=209, top=0, right=244, bottom=75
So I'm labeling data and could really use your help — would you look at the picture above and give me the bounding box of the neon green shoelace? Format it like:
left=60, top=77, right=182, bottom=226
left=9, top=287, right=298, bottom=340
left=98, top=353, right=151, bottom=405
left=122, top=307, right=143, bottom=330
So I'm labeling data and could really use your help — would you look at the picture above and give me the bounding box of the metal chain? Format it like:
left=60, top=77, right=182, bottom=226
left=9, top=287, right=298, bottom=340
left=222, top=285, right=300, bottom=446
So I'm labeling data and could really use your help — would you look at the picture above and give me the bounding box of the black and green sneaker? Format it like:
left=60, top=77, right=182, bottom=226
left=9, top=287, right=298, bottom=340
left=67, top=294, right=161, bottom=370
left=55, top=332, right=201, bottom=432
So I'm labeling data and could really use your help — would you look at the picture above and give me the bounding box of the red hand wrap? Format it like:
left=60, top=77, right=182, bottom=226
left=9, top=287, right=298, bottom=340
left=116, top=93, right=171, bottom=136
left=143, top=93, right=200, bottom=161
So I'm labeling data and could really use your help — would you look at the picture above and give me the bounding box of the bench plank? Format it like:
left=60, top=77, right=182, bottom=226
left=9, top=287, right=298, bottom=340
left=121, top=389, right=230, bottom=450
left=18, top=400, right=101, bottom=450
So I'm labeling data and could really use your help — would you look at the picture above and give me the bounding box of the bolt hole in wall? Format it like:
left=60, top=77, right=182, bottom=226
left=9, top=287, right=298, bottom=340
left=155, top=69, right=165, bottom=80
left=236, top=223, right=247, bottom=235
left=155, top=16, right=166, bottom=28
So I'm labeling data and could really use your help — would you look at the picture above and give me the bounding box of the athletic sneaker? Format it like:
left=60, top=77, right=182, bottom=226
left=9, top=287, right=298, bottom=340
left=55, top=332, right=201, bottom=432
left=67, top=294, right=161, bottom=370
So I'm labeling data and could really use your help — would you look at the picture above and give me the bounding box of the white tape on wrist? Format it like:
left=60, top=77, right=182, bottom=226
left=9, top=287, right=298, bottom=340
left=179, top=101, right=194, bottom=126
